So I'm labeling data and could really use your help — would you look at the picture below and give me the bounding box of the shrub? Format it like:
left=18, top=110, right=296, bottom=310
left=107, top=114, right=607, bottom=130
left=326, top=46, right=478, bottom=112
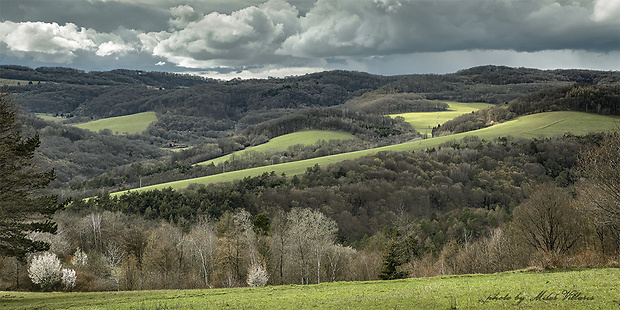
left=247, top=264, right=269, bottom=287
left=71, top=247, right=88, bottom=267
left=61, top=268, right=76, bottom=291
left=28, top=252, right=61, bottom=291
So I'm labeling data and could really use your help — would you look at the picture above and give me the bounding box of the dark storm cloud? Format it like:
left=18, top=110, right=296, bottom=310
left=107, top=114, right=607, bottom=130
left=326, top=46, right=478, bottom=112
left=0, top=0, right=170, bottom=33
left=0, top=0, right=618, bottom=77
left=277, top=0, right=620, bottom=58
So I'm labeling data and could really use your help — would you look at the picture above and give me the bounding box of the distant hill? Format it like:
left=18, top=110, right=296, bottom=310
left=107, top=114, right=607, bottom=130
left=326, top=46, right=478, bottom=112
left=5, top=65, right=618, bottom=144
left=2, top=65, right=619, bottom=194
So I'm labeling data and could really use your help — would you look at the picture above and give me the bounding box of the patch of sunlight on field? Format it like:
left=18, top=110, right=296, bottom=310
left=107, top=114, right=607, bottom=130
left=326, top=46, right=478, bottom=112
left=390, top=101, right=494, bottom=135
left=73, top=112, right=157, bottom=135
left=197, top=130, right=355, bottom=166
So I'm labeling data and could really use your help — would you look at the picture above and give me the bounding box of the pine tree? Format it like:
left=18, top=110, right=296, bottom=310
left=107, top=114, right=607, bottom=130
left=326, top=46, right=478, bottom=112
left=0, top=93, right=62, bottom=259
left=378, top=240, right=408, bottom=280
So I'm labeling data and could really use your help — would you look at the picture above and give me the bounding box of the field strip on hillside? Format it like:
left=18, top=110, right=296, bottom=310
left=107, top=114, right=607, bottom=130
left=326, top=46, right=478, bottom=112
left=390, top=101, right=494, bottom=134
left=109, top=111, right=619, bottom=195
left=202, top=102, right=489, bottom=166
left=1, top=267, right=618, bottom=309
left=197, top=130, right=356, bottom=166
left=73, top=111, right=157, bottom=135
left=35, top=113, right=66, bottom=123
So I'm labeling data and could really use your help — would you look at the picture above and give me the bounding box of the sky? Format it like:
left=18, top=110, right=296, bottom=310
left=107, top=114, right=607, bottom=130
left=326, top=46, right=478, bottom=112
left=0, top=0, right=619, bottom=79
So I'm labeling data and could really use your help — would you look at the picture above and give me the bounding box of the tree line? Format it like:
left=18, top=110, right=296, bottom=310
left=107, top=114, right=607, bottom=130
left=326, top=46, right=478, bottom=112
left=3, top=132, right=618, bottom=291
left=2, top=90, right=619, bottom=291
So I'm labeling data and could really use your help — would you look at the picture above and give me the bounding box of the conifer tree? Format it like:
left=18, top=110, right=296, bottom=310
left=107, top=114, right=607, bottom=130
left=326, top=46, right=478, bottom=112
left=0, top=93, right=62, bottom=258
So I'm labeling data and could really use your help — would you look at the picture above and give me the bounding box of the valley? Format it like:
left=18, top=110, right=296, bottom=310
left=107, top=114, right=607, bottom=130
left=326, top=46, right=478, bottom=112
left=112, top=110, right=619, bottom=194
left=1, top=65, right=619, bottom=297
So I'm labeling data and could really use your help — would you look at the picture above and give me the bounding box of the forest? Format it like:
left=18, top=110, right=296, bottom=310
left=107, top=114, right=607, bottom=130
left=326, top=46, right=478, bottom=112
left=0, top=65, right=619, bottom=291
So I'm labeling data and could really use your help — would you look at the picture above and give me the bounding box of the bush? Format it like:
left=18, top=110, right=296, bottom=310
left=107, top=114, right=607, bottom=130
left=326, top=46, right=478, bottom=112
left=28, top=252, right=61, bottom=291
left=247, top=264, right=269, bottom=287
left=61, top=268, right=76, bottom=291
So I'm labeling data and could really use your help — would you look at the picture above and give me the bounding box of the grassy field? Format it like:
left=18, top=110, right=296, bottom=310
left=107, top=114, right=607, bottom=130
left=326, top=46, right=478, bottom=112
left=198, top=130, right=356, bottom=166
left=35, top=113, right=67, bottom=123
left=390, top=101, right=494, bottom=135
left=112, top=111, right=619, bottom=194
left=73, top=112, right=157, bottom=135
left=0, top=78, right=45, bottom=87
left=1, top=267, right=618, bottom=309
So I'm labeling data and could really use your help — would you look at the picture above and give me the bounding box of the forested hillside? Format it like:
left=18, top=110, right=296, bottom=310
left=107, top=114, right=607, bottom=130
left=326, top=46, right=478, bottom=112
left=1, top=66, right=619, bottom=292
left=3, top=65, right=618, bottom=194
left=435, top=84, right=620, bottom=136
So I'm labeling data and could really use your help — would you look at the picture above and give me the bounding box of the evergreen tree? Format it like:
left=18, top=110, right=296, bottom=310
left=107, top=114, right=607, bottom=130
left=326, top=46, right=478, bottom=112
left=378, top=239, right=408, bottom=280
left=0, top=93, right=62, bottom=258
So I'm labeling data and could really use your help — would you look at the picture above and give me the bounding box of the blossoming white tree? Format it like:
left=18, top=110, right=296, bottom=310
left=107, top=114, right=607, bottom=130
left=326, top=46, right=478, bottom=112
left=61, top=268, right=76, bottom=291
left=246, top=264, right=269, bottom=287
left=71, top=247, right=88, bottom=267
left=28, top=252, right=62, bottom=291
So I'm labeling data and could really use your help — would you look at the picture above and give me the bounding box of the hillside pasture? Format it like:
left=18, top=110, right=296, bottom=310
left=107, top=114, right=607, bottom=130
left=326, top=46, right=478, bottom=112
left=111, top=111, right=618, bottom=194
left=73, top=112, right=157, bottom=135
left=0, top=78, right=45, bottom=87
left=390, top=101, right=494, bottom=135
left=35, top=113, right=66, bottom=123
left=1, top=267, right=618, bottom=309
left=197, top=130, right=356, bottom=166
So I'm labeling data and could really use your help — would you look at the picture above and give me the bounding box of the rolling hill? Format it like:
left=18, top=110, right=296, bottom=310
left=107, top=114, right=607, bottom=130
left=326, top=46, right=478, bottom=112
left=110, top=111, right=619, bottom=195
left=73, top=111, right=157, bottom=135
left=390, top=101, right=494, bottom=135
left=197, top=130, right=356, bottom=166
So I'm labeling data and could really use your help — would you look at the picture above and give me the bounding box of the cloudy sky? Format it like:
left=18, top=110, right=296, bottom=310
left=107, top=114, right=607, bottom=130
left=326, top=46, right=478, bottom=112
left=1, top=0, right=618, bottom=79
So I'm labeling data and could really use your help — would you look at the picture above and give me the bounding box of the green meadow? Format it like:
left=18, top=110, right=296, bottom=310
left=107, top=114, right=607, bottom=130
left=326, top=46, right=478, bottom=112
left=390, top=101, right=494, bottom=135
left=1, top=267, right=618, bottom=309
left=112, top=111, right=619, bottom=195
left=35, top=113, right=66, bottom=123
left=73, top=112, right=157, bottom=135
left=198, top=130, right=356, bottom=166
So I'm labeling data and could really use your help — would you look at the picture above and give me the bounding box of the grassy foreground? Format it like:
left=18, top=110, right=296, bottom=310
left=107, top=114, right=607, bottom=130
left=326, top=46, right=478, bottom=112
left=112, top=111, right=619, bottom=194
left=74, top=112, right=157, bottom=135
left=1, top=267, right=618, bottom=309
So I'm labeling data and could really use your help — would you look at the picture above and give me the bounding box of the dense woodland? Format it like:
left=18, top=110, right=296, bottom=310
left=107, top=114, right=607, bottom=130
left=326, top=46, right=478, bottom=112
left=0, top=65, right=619, bottom=291
left=4, top=65, right=619, bottom=194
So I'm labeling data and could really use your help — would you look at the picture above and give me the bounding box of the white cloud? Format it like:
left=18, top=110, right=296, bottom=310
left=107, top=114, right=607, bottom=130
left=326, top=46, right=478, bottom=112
left=592, top=0, right=620, bottom=22
left=169, top=5, right=203, bottom=29
left=96, top=41, right=135, bottom=57
left=196, top=65, right=324, bottom=80
left=152, top=0, right=300, bottom=67
left=0, top=21, right=96, bottom=62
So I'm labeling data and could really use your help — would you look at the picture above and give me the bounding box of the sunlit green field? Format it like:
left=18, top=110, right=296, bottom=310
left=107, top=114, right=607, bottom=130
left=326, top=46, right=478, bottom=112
left=1, top=267, right=618, bottom=309
left=73, top=112, right=157, bottom=135
left=390, top=101, right=494, bottom=135
left=197, top=130, right=356, bottom=166
left=111, top=111, right=619, bottom=194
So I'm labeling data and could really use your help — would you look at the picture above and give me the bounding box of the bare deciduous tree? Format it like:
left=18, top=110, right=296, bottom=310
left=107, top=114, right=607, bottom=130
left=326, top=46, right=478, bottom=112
left=186, top=217, right=216, bottom=288
left=512, top=184, right=585, bottom=256
left=287, top=208, right=337, bottom=284
left=578, top=132, right=620, bottom=256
